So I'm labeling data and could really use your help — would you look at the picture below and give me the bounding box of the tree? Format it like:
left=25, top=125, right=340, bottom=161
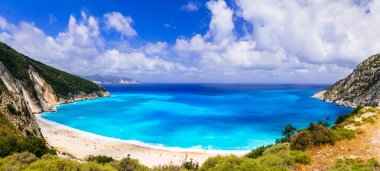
left=282, top=124, right=297, bottom=139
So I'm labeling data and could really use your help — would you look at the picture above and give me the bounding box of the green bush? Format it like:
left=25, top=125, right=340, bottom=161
left=13, top=152, right=37, bottom=164
left=23, top=136, right=50, bottom=157
left=290, top=130, right=313, bottom=151
left=181, top=158, right=199, bottom=171
left=152, top=162, right=182, bottom=171
left=199, top=155, right=260, bottom=171
left=328, top=158, right=380, bottom=171
left=308, top=123, right=336, bottom=145
left=334, top=114, right=351, bottom=126
left=200, top=144, right=310, bottom=171
left=111, top=157, right=149, bottom=171
left=0, top=135, right=52, bottom=158
left=244, top=145, right=272, bottom=159
left=332, top=128, right=356, bottom=140
left=86, top=155, right=114, bottom=164
left=276, top=124, right=297, bottom=144
left=290, top=123, right=337, bottom=150
left=151, top=158, right=199, bottom=171
left=0, top=153, right=116, bottom=171
left=263, top=143, right=290, bottom=155
left=0, top=136, right=24, bottom=157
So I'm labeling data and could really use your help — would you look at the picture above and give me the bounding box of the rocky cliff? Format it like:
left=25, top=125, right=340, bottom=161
left=314, top=53, right=380, bottom=108
left=0, top=42, right=109, bottom=137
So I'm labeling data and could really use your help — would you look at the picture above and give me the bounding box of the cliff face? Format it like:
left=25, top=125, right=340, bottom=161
left=0, top=42, right=109, bottom=137
left=314, top=53, right=380, bottom=108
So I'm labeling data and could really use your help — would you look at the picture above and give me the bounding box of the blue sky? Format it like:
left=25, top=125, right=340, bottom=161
left=0, top=0, right=211, bottom=42
left=0, top=0, right=378, bottom=83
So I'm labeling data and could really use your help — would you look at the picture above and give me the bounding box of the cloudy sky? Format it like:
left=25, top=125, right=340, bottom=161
left=0, top=0, right=378, bottom=83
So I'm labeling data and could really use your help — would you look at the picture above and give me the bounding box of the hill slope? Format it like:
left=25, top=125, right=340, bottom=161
left=314, top=53, right=380, bottom=108
left=0, top=42, right=109, bottom=138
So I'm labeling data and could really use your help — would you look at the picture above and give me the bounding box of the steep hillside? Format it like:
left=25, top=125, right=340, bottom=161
left=0, top=42, right=109, bottom=137
left=314, top=53, right=380, bottom=108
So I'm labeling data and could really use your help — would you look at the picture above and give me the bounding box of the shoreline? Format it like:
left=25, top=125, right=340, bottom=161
left=35, top=114, right=248, bottom=167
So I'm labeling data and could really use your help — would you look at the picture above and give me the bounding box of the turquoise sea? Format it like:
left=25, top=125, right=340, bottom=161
left=42, top=84, right=352, bottom=150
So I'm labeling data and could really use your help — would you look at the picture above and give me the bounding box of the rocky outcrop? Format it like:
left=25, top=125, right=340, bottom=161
left=28, top=66, right=109, bottom=112
left=0, top=42, right=110, bottom=137
left=314, top=53, right=380, bottom=108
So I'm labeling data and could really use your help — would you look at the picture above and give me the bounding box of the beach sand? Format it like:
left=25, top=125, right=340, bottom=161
left=35, top=115, right=243, bottom=167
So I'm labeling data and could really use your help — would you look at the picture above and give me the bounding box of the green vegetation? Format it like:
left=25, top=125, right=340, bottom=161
left=328, top=158, right=380, bottom=171
left=200, top=143, right=310, bottom=171
left=244, top=145, right=272, bottom=159
left=0, top=42, right=105, bottom=98
left=289, top=122, right=336, bottom=150
left=86, top=155, right=115, bottom=164
left=276, top=124, right=297, bottom=144
left=29, top=58, right=105, bottom=98
left=285, top=107, right=379, bottom=151
left=0, top=110, right=53, bottom=158
left=331, top=127, right=356, bottom=140
left=110, top=157, right=149, bottom=171
left=0, top=135, right=54, bottom=158
left=0, top=153, right=116, bottom=171
left=334, top=107, right=377, bottom=129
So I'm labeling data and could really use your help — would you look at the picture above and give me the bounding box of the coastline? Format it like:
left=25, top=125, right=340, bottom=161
left=35, top=114, right=247, bottom=167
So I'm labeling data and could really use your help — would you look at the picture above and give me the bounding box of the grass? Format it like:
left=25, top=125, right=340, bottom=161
left=328, top=158, right=380, bottom=171
left=331, top=127, right=356, bottom=140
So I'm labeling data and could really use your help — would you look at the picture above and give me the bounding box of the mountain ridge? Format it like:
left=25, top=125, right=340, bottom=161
left=81, top=74, right=139, bottom=84
left=0, top=42, right=109, bottom=137
left=314, top=53, right=380, bottom=108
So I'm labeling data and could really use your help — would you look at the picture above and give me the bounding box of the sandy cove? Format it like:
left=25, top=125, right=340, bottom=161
left=35, top=115, right=247, bottom=168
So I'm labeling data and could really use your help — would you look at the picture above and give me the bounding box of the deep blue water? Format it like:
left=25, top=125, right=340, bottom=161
left=42, top=84, right=352, bottom=150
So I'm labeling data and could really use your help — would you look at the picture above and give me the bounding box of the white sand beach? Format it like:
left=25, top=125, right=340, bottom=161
left=35, top=115, right=246, bottom=167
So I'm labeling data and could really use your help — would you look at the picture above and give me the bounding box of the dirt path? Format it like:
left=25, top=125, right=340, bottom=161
left=295, top=107, right=380, bottom=171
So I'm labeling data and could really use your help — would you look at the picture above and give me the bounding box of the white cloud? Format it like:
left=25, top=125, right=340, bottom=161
left=95, top=49, right=191, bottom=75
left=145, top=42, right=168, bottom=55
left=0, top=12, right=196, bottom=82
left=182, top=1, right=200, bottom=11
left=103, top=12, right=137, bottom=37
left=1, top=0, right=380, bottom=83
left=237, top=0, right=380, bottom=66
left=173, top=0, right=380, bottom=83
left=205, top=0, right=234, bottom=43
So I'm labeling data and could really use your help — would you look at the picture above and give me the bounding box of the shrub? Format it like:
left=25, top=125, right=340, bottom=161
left=0, top=153, right=116, bottom=171
left=200, top=144, right=310, bottom=171
left=86, top=155, right=114, bottom=164
left=245, top=145, right=272, bottom=159
left=23, top=136, right=50, bottom=157
left=199, top=155, right=260, bottom=171
left=332, top=128, right=356, bottom=140
left=111, top=157, right=149, bottom=171
left=263, top=143, right=290, bottom=155
left=0, top=135, right=28, bottom=157
left=335, top=114, right=351, bottom=126
left=328, top=158, right=380, bottom=171
left=291, top=123, right=337, bottom=150
left=199, top=155, right=225, bottom=171
left=13, top=152, right=37, bottom=164
left=362, top=117, right=376, bottom=125
left=308, top=123, right=336, bottom=145
left=290, top=130, right=313, bottom=151
left=181, top=158, right=199, bottom=171
left=152, top=162, right=182, bottom=171
left=276, top=124, right=297, bottom=144
left=288, top=150, right=311, bottom=165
